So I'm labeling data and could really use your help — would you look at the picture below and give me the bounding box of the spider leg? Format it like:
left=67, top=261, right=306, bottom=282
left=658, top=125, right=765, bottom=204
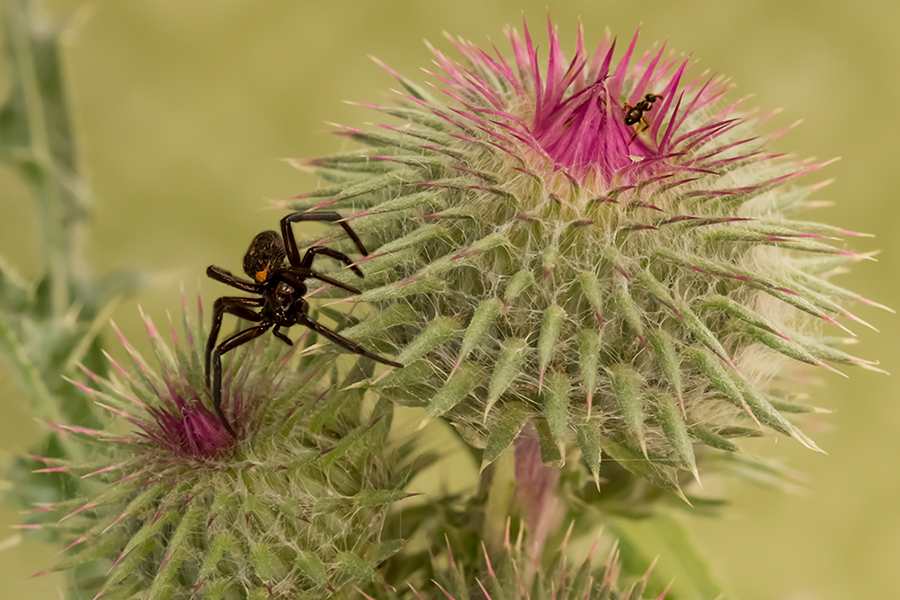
left=300, top=246, right=364, bottom=278
left=272, top=325, right=293, bottom=346
left=207, top=265, right=262, bottom=294
left=281, top=211, right=368, bottom=267
left=205, top=296, right=264, bottom=388
left=211, top=323, right=272, bottom=437
left=299, top=315, right=402, bottom=368
left=281, top=268, right=362, bottom=295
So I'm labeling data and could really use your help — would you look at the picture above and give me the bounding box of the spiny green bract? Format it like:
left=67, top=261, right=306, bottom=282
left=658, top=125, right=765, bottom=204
left=289, top=22, right=886, bottom=492
left=34, top=305, right=414, bottom=599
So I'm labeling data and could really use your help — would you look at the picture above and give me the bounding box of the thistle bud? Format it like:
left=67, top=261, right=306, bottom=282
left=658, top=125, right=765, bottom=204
left=35, top=303, right=409, bottom=598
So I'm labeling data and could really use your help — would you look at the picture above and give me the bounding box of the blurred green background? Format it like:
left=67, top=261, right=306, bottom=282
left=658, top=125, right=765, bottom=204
left=1, top=0, right=898, bottom=598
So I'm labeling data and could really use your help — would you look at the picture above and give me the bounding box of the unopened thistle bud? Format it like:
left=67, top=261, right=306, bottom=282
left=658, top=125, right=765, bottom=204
left=291, top=19, right=885, bottom=492
left=364, top=524, right=667, bottom=600
left=34, top=303, right=409, bottom=599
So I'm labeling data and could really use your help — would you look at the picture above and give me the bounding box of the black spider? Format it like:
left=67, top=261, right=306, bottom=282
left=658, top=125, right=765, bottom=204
left=205, top=211, right=402, bottom=437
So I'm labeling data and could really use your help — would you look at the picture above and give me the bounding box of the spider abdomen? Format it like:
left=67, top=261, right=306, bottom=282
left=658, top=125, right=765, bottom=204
left=243, top=230, right=287, bottom=283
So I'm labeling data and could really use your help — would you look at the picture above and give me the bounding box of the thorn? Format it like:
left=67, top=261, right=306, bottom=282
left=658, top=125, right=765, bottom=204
left=837, top=228, right=874, bottom=238
left=586, top=527, right=603, bottom=561
left=322, top=297, right=353, bottom=308
left=691, top=466, right=702, bottom=488
left=481, top=541, right=495, bottom=577
left=790, top=429, right=826, bottom=454
left=339, top=380, right=368, bottom=392
left=138, top=305, right=160, bottom=339
left=560, top=520, right=576, bottom=550
left=674, top=487, right=693, bottom=506
left=816, top=360, right=848, bottom=378
left=370, top=370, right=392, bottom=385
left=32, top=466, right=69, bottom=474
left=858, top=297, right=895, bottom=313
left=823, top=315, right=856, bottom=337
left=843, top=311, right=879, bottom=332
left=643, top=555, right=660, bottom=580
left=353, top=588, right=378, bottom=600
left=62, top=376, right=96, bottom=396
left=353, top=253, right=378, bottom=265
left=482, top=401, right=494, bottom=425
left=64, top=537, right=87, bottom=551
left=60, top=501, right=96, bottom=521
left=857, top=362, right=890, bottom=376
left=741, top=401, right=764, bottom=431
left=656, top=581, right=674, bottom=600
left=449, top=356, right=462, bottom=377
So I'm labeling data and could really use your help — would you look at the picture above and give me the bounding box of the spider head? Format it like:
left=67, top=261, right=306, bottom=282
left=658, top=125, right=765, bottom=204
left=243, top=230, right=286, bottom=284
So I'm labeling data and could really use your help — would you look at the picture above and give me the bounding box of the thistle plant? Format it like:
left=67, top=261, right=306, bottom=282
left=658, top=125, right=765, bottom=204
left=2, top=7, right=887, bottom=600
left=1, top=0, right=139, bottom=525
left=293, top=20, right=886, bottom=493
left=30, top=304, right=416, bottom=599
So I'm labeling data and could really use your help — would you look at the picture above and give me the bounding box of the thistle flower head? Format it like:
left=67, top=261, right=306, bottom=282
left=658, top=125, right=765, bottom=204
left=292, top=19, right=885, bottom=493
left=143, top=391, right=234, bottom=458
left=35, top=301, right=412, bottom=598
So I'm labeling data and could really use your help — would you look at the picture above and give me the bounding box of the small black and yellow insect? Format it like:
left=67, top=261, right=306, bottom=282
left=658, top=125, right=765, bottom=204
left=623, top=93, right=663, bottom=143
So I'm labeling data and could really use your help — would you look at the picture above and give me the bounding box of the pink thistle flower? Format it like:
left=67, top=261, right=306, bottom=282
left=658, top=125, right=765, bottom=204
left=142, top=391, right=234, bottom=458
left=427, top=20, right=723, bottom=187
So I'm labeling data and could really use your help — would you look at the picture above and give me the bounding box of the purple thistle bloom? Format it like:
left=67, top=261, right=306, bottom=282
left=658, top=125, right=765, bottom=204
left=95, top=312, right=254, bottom=460
left=142, top=391, right=234, bottom=458
left=427, top=21, right=725, bottom=185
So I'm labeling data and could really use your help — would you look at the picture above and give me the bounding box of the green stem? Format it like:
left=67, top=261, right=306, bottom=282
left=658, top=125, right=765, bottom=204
left=482, top=446, right=516, bottom=555
left=4, top=0, right=84, bottom=316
